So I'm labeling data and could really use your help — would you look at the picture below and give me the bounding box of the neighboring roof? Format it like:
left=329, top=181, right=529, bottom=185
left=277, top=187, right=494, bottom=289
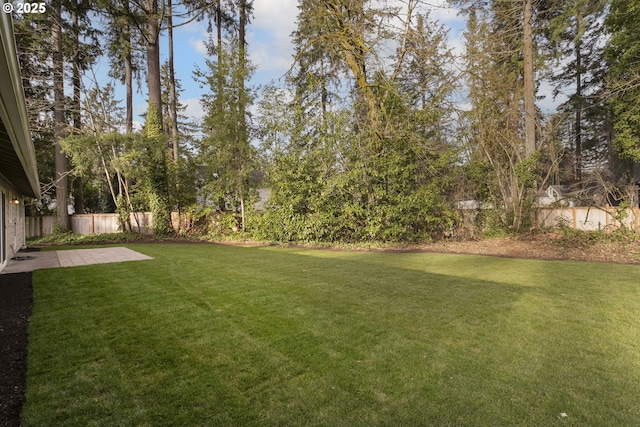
left=537, top=184, right=569, bottom=198
left=0, top=13, right=39, bottom=198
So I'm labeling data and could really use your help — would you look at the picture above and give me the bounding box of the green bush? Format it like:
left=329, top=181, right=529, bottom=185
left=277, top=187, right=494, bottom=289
left=27, top=232, right=149, bottom=246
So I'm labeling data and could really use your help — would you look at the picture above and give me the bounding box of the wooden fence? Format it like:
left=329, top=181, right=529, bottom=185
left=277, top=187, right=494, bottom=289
left=25, top=215, right=55, bottom=238
left=535, top=207, right=640, bottom=231
left=26, top=207, right=640, bottom=238
left=26, top=212, right=175, bottom=238
left=71, top=212, right=155, bottom=235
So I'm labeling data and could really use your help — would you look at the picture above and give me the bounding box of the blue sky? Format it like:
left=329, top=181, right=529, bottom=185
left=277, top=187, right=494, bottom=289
left=89, top=0, right=564, bottom=129
left=86, top=0, right=472, bottom=130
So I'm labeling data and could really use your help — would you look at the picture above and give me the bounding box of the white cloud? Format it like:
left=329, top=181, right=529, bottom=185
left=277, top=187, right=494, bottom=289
left=248, top=33, right=294, bottom=75
left=252, top=0, right=298, bottom=35
left=188, top=37, right=209, bottom=56
left=178, top=0, right=468, bottom=87
left=249, top=0, right=298, bottom=78
left=182, top=97, right=206, bottom=122
left=176, top=18, right=211, bottom=56
left=428, top=0, right=465, bottom=27
left=448, top=31, right=466, bottom=59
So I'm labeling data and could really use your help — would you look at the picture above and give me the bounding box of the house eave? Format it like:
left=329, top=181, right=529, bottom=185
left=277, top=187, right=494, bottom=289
left=0, top=13, right=40, bottom=199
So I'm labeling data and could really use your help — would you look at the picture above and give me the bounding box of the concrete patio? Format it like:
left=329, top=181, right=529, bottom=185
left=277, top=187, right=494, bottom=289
left=1, top=247, right=153, bottom=274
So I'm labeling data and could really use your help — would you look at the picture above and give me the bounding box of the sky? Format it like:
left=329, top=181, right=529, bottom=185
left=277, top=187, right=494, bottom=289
left=88, top=0, right=560, bottom=131
left=88, top=0, right=470, bottom=130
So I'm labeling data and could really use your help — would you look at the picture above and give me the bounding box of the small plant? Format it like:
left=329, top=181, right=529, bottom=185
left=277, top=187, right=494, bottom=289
left=550, top=226, right=638, bottom=249
left=614, top=201, right=631, bottom=224
left=27, top=231, right=149, bottom=247
left=554, top=215, right=572, bottom=229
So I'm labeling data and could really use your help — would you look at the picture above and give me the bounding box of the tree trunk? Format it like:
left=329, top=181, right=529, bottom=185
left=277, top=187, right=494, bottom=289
left=238, top=0, right=248, bottom=234
left=168, top=0, right=179, bottom=161
left=523, top=0, right=536, bottom=157
left=239, top=0, right=247, bottom=143
left=53, top=2, right=69, bottom=230
left=216, top=0, right=223, bottom=96
left=71, top=7, right=81, bottom=134
left=143, top=0, right=171, bottom=236
left=575, top=27, right=583, bottom=181
left=326, top=3, right=381, bottom=138
left=72, top=4, right=85, bottom=213
left=124, top=23, right=133, bottom=134
left=145, top=0, right=163, bottom=128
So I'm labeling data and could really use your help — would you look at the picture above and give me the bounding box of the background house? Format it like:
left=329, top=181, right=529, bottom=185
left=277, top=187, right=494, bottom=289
left=0, top=13, right=40, bottom=272
left=537, top=185, right=574, bottom=207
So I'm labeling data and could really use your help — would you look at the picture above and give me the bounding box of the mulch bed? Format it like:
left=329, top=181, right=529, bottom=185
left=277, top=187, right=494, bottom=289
left=0, top=272, right=32, bottom=427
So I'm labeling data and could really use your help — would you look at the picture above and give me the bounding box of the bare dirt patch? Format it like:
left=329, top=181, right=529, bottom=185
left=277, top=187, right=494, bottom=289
left=413, top=234, right=640, bottom=265
left=214, top=233, right=640, bottom=265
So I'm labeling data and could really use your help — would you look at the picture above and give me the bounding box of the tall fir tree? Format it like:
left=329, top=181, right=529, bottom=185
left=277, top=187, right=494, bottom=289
left=195, top=0, right=255, bottom=232
left=543, top=0, right=608, bottom=182
left=605, top=0, right=640, bottom=205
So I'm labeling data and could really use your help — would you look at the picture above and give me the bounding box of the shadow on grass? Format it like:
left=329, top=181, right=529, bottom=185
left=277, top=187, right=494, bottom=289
left=23, top=243, right=640, bottom=426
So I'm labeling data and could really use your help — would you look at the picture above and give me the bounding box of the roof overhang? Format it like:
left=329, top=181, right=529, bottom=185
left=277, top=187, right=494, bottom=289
left=0, top=13, right=39, bottom=199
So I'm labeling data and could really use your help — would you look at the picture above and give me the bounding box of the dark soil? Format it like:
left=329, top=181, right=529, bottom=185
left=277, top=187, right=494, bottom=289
left=0, top=272, right=32, bottom=427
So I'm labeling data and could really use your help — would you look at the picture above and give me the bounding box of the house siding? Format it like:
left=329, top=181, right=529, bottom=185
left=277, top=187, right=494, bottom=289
left=0, top=14, right=40, bottom=273
left=0, top=177, right=25, bottom=272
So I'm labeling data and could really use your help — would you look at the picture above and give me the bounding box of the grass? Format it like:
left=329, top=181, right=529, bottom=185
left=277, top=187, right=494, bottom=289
left=22, top=243, right=640, bottom=426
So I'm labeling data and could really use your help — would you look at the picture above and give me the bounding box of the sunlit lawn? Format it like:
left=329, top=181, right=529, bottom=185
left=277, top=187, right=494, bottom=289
left=23, top=243, right=640, bottom=426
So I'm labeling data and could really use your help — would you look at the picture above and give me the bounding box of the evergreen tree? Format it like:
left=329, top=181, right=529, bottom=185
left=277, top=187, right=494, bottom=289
left=52, top=0, right=70, bottom=229
left=102, top=0, right=145, bottom=135
left=256, top=1, right=457, bottom=243
left=544, top=0, right=608, bottom=182
left=195, top=35, right=255, bottom=232
left=605, top=0, right=640, bottom=206
left=13, top=12, right=55, bottom=209
left=142, top=104, right=173, bottom=235
left=455, top=3, right=539, bottom=231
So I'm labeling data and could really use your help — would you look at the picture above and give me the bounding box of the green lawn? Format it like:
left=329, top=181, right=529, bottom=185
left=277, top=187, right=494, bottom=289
left=23, top=244, right=640, bottom=426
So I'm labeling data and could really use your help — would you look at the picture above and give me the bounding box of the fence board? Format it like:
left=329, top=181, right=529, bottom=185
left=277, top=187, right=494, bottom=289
left=536, top=207, right=640, bottom=231
left=25, top=216, right=54, bottom=238
left=27, top=212, right=157, bottom=237
left=27, top=208, right=639, bottom=238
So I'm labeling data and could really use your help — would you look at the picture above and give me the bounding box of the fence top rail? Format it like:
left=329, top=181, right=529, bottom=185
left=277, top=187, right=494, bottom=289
left=71, top=213, right=120, bottom=217
left=537, top=206, right=640, bottom=211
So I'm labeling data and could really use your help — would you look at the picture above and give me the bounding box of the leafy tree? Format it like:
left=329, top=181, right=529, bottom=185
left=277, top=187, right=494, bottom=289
left=543, top=0, right=608, bottom=182
left=605, top=0, right=640, bottom=206
left=455, top=4, right=540, bottom=231
left=161, top=62, right=199, bottom=216
left=141, top=104, right=173, bottom=235
left=256, top=2, right=457, bottom=243
left=61, top=84, right=135, bottom=223
left=52, top=0, right=70, bottom=229
left=195, top=0, right=255, bottom=232
left=195, top=35, right=256, bottom=232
